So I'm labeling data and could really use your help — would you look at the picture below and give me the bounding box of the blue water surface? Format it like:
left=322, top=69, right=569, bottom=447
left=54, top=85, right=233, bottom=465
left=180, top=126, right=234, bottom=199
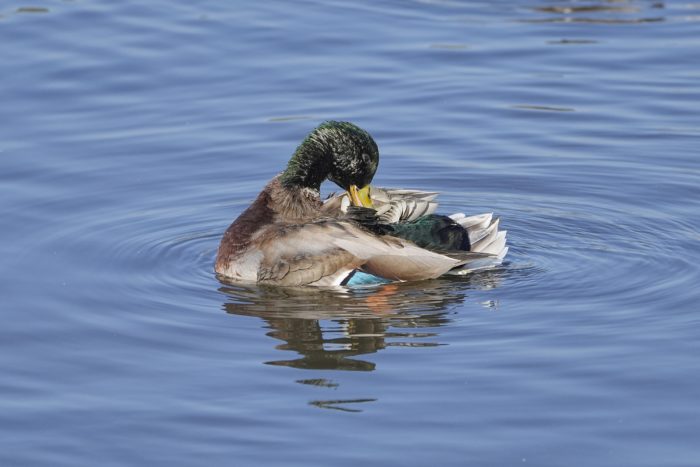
left=1, top=1, right=699, bottom=466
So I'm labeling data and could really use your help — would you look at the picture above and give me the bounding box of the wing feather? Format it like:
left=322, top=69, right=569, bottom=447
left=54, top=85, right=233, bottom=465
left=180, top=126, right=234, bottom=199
left=256, top=220, right=464, bottom=285
left=320, top=185, right=509, bottom=279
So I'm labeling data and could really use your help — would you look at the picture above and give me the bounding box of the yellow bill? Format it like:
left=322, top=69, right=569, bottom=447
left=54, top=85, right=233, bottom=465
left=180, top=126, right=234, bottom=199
left=347, top=184, right=374, bottom=208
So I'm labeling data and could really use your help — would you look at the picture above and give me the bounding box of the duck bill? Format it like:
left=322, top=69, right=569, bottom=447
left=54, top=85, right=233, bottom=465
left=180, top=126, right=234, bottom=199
left=347, top=184, right=374, bottom=208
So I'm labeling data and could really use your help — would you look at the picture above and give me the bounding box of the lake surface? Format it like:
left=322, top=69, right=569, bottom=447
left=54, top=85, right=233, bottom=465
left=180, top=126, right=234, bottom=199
left=2, top=1, right=699, bottom=465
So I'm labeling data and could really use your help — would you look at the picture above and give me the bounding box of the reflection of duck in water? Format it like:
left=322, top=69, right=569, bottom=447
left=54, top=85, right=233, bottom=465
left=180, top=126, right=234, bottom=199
left=215, top=121, right=507, bottom=286
left=223, top=282, right=453, bottom=371
left=220, top=272, right=504, bottom=412
left=220, top=273, right=503, bottom=371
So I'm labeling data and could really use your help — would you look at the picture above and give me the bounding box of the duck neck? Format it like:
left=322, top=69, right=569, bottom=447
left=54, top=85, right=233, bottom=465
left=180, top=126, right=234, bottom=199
left=280, top=133, right=331, bottom=191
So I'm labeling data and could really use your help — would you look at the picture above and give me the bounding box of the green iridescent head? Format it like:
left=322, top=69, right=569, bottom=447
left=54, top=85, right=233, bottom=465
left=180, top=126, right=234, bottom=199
left=280, top=121, right=379, bottom=198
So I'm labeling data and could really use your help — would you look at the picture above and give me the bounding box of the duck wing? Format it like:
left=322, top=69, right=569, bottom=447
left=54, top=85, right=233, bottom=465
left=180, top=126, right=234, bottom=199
left=323, top=187, right=508, bottom=265
left=371, top=187, right=440, bottom=223
left=255, top=220, right=472, bottom=286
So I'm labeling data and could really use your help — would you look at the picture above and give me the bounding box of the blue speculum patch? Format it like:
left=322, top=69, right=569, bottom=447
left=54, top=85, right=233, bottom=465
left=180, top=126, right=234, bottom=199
left=345, top=271, right=391, bottom=286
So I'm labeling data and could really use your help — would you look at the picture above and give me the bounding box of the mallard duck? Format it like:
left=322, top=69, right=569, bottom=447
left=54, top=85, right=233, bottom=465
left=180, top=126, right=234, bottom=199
left=215, top=121, right=507, bottom=286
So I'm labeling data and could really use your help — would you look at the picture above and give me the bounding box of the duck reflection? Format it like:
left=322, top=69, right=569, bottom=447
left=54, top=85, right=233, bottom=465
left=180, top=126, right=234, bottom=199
left=220, top=272, right=503, bottom=371
left=219, top=272, right=503, bottom=411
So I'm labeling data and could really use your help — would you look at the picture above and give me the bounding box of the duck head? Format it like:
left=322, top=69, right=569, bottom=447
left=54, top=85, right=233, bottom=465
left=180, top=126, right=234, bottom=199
left=280, top=121, right=378, bottom=207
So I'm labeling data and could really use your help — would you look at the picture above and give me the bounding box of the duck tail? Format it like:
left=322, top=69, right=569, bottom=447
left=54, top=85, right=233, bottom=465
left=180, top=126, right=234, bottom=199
left=446, top=212, right=508, bottom=274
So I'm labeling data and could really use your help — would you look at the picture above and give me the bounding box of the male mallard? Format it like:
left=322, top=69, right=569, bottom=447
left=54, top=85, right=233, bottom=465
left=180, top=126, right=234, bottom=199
left=215, top=121, right=507, bottom=286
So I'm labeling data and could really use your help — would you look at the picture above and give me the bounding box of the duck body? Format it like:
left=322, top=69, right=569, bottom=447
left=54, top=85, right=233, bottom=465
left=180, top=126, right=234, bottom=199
left=215, top=178, right=483, bottom=286
left=215, top=121, right=507, bottom=287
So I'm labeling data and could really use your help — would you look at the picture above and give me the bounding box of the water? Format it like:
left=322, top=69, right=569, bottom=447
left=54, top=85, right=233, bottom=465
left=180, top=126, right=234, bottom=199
left=2, top=1, right=699, bottom=465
